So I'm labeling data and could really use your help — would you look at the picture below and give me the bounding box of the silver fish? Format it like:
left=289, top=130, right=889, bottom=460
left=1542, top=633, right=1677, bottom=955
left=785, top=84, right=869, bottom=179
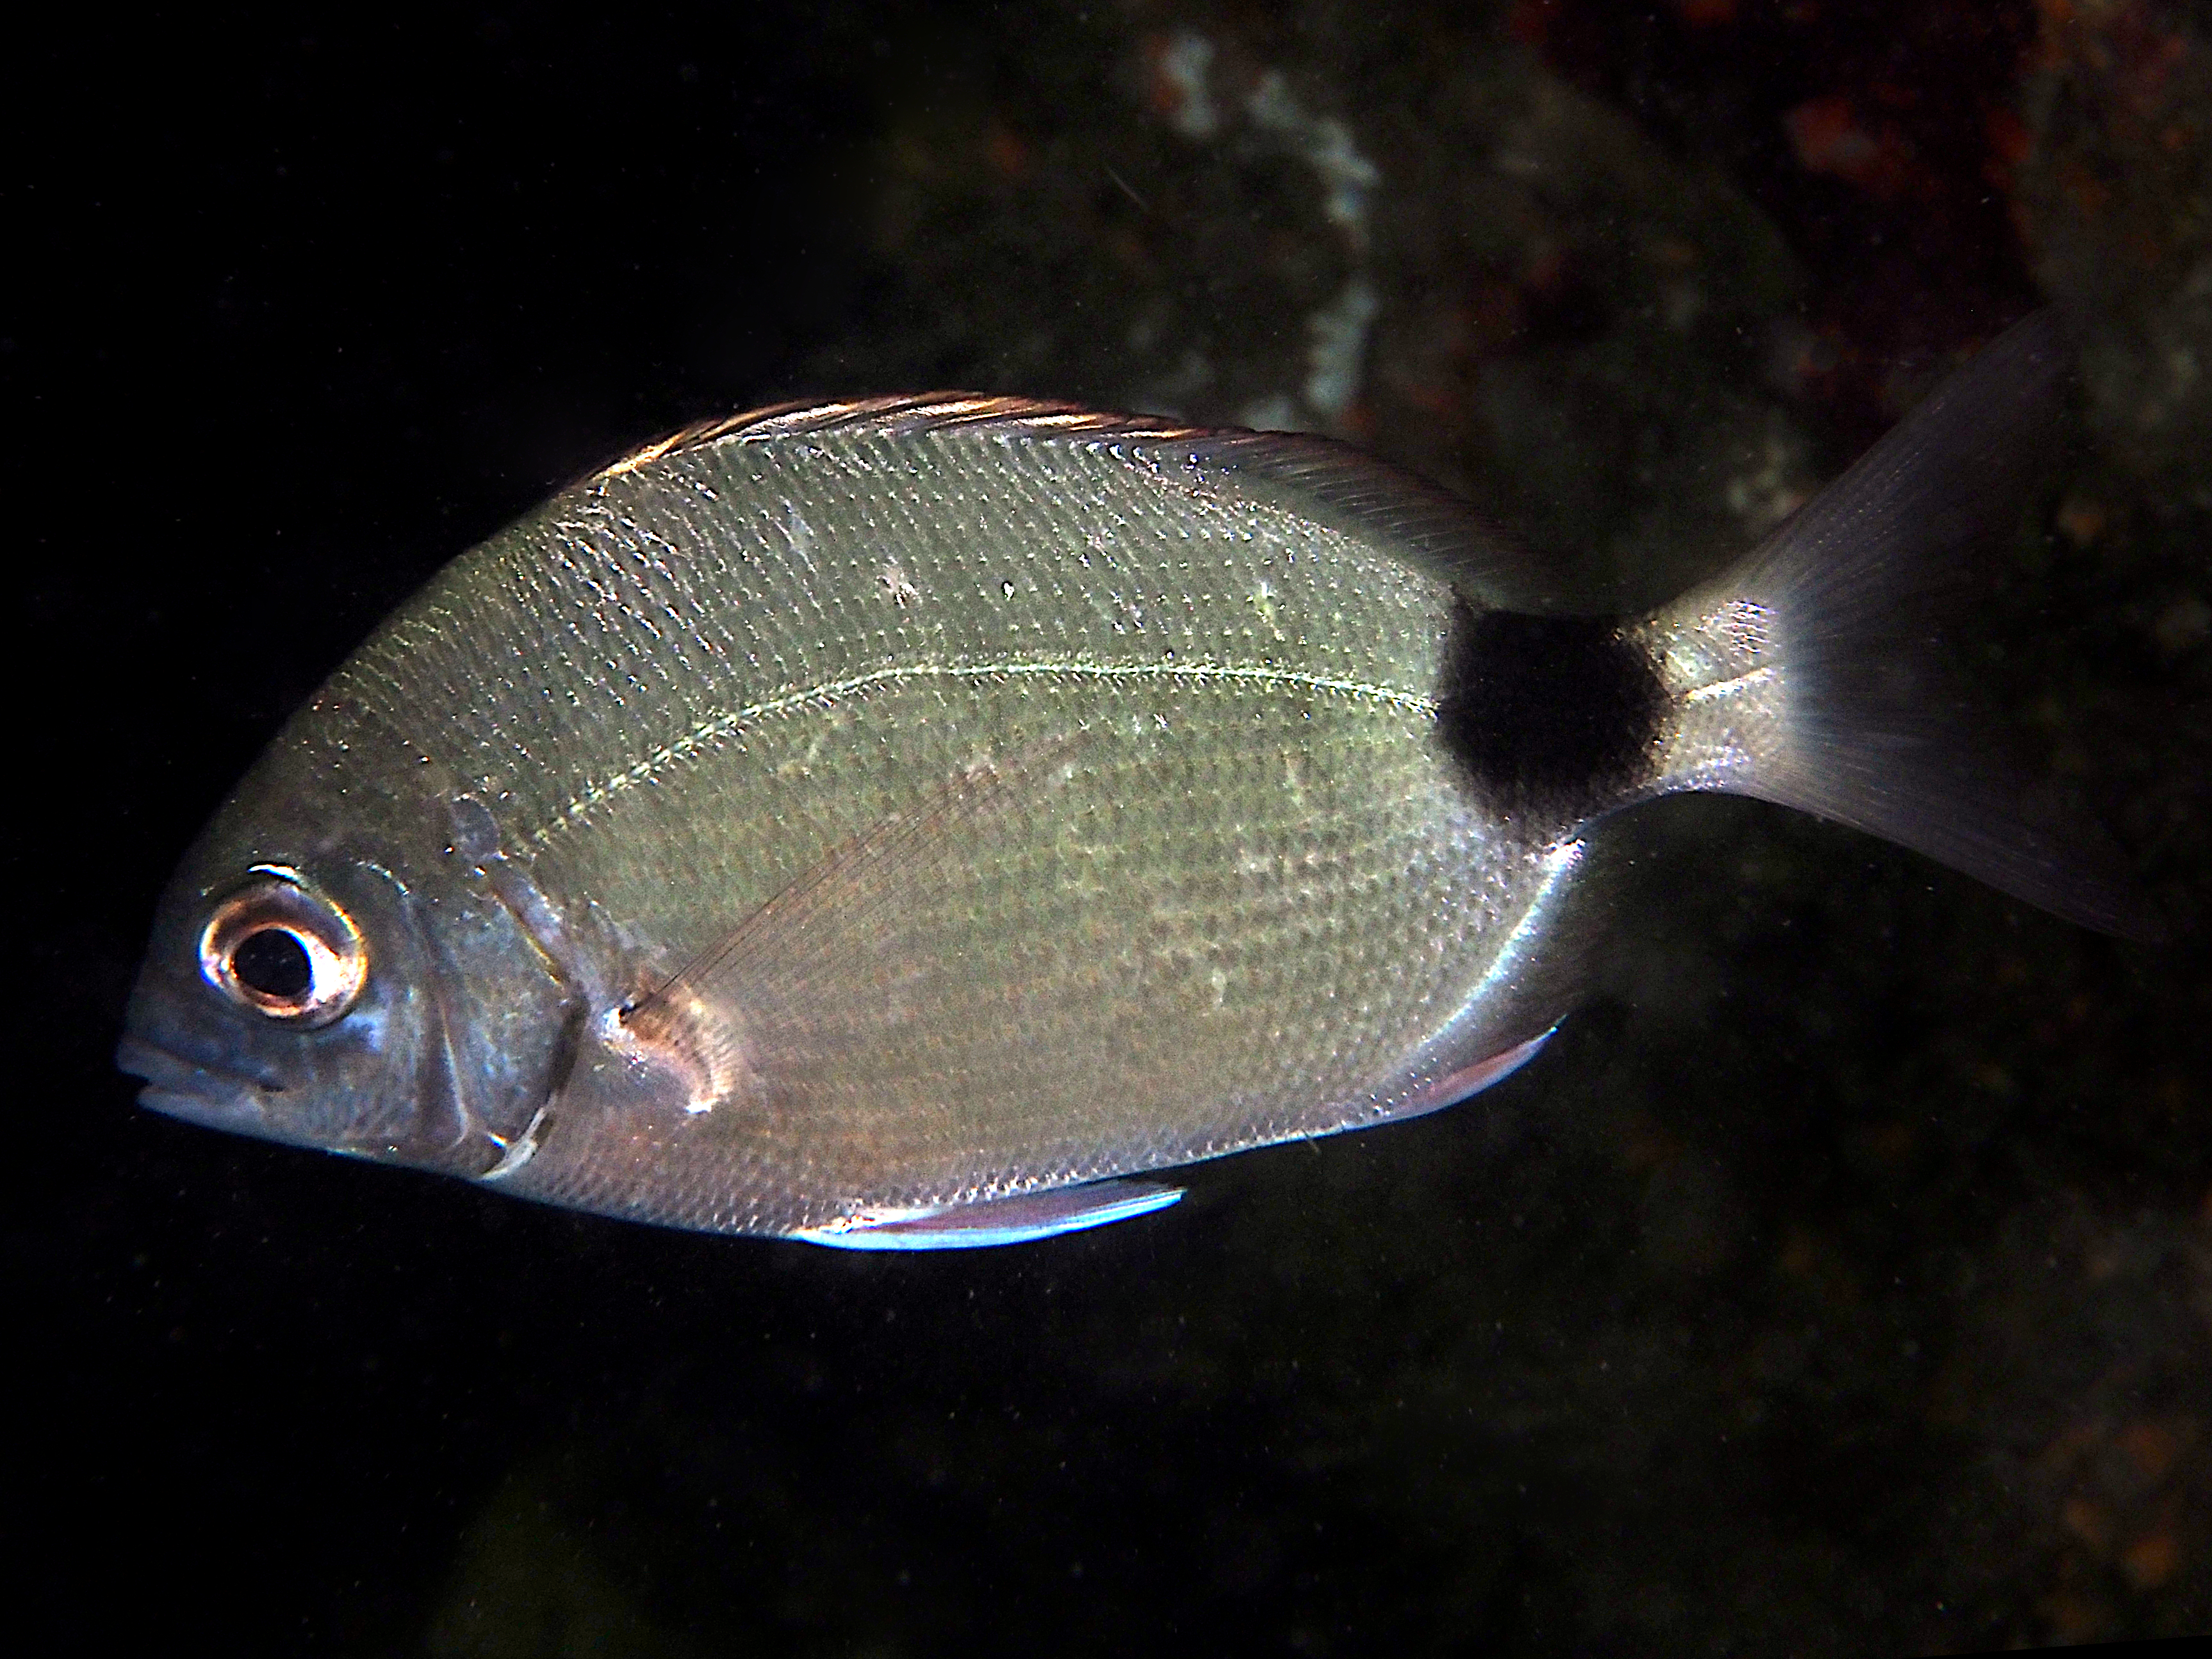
left=117, top=311, right=2145, bottom=1248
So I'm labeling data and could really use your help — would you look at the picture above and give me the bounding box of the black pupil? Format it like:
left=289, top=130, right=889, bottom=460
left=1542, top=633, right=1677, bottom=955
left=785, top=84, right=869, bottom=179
left=232, top=928, right=313, bottom=1000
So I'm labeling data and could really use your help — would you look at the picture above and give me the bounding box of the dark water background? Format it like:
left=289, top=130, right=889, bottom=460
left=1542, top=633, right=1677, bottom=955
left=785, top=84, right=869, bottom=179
left=14, top=3, right=2212, bottom=1651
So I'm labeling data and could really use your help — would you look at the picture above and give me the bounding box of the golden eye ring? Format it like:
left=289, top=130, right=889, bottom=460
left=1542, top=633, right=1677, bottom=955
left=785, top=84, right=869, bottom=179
left=198, top=865, right=367, bottom=1027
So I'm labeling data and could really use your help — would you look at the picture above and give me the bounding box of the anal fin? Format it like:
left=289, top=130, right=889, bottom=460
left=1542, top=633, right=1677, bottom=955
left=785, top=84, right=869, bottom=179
left=792, top=1179, right=1183, bottom=1251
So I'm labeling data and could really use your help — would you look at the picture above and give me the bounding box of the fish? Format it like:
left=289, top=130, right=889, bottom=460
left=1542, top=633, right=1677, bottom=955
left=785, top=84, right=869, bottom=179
left=117, top=310, right=2151, bottom=1249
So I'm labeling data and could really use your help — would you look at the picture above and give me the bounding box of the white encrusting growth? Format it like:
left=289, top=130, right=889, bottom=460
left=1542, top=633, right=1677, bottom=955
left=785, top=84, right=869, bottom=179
left=1245, top=71, right=1379, bottom=248
left=1304, top=277, right=1380, bottom=421
left=1151, top=37, right=1384, bottom=432
left=1157, top=33, right=1220, bottom=141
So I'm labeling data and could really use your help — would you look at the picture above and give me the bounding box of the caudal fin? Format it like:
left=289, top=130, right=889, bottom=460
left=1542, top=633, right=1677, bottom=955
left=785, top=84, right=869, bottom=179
left=1641, top=309, right=2158, bottom=938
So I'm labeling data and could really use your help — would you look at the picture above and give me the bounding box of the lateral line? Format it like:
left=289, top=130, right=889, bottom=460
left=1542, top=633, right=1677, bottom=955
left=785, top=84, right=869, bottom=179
left=531, top=657, right=1434, bottom=846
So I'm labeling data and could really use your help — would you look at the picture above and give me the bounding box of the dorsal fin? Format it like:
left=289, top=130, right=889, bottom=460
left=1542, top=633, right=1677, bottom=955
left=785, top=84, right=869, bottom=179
left=593, top=394, right=1551, bottom=610
left=593, top=394, right=1209, bottom=478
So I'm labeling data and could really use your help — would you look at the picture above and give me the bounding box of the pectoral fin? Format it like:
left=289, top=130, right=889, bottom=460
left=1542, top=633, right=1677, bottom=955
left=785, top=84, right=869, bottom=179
left=607, top=732, right=1093, bottom=1117
left=791, top=1179, right=1184, bottom=1250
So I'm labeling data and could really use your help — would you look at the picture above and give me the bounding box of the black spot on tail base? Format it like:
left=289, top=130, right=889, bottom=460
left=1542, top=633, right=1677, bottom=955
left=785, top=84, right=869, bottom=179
left=1436, top=598, right=1667, bottom=819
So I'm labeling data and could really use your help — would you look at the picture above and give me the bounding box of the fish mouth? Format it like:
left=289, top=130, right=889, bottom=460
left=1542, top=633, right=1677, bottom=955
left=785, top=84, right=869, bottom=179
left=115, top=1031, right=281, bottom=1130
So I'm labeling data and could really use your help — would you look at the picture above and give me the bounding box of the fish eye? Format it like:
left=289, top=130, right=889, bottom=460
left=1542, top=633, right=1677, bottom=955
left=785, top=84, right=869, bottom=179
left=199, top=867, right=366, bottom=1026
left=232, top=928, right=312, bottom=998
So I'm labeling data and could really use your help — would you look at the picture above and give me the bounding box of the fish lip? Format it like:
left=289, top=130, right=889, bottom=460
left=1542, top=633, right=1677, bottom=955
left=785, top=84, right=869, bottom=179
left=133, top=1083, right=259, bottom=1125
left=115, top=1032, right=277, bottom=1124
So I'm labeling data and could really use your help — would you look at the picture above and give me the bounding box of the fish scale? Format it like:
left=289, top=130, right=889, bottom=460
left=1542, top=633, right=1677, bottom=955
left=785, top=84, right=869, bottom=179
left=297, top=420, right=1518, bottom=1234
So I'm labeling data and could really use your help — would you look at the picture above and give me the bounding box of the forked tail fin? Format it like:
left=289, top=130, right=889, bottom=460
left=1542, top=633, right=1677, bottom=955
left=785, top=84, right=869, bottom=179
left=1638, top=309, right=2158, bottom=937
